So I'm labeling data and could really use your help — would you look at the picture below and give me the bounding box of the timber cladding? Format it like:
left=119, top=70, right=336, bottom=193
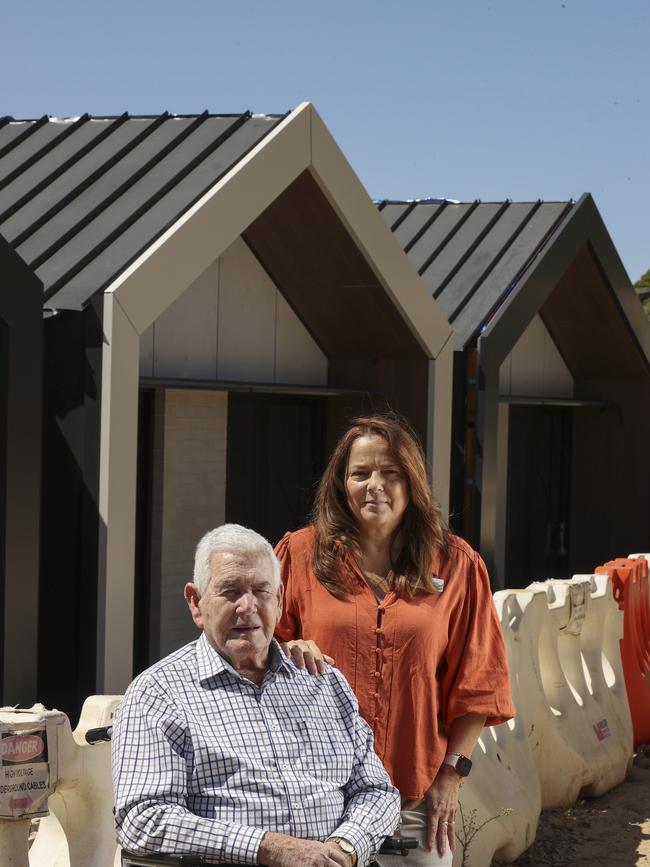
left=244, top=170, right=424, bottom=359
left=541, top=245, right=649, bottom=381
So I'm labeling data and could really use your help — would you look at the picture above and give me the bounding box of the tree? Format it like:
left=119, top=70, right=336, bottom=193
left=635, top=268, right=650, bottom=291
left=634, top=268, right=650, bottom=318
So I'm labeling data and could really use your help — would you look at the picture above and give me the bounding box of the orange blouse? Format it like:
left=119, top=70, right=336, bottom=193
left=274, top=527, right=515, bottom=800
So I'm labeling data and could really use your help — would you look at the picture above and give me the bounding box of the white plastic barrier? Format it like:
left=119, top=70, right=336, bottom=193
left=451, top=715, right=541, bottom=867
left=0, top=705, right=67, bottom=867
left=521, top=575, right=632, bottom=805
left=26, top=695, right=122, bottom=867
left=454, top=572, right=632, bottom=867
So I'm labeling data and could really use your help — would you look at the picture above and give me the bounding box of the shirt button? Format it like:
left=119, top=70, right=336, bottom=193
left=373, top=671, right=381, bottom=678
left=374, top=692, right=380, bottom=700
left=375, top=628, right=382, bottom=635
left=375, top=648, right=381, bottom=655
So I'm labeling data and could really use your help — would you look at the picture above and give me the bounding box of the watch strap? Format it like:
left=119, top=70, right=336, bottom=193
left=443, top=751, right=472, bottom=776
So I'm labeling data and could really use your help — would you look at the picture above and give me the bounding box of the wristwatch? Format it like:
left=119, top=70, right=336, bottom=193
left=327, top=836, right=358, bottom=866
left=442, top=752, right=473, bottom=777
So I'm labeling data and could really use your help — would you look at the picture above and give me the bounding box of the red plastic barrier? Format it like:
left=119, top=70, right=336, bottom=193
left=595, top=557, right=650, bottom=746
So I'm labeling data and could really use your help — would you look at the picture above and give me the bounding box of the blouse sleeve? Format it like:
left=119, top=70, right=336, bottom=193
left=440, top=550, right=515, bottom=727
left=274, top=531, right=301, bottom=642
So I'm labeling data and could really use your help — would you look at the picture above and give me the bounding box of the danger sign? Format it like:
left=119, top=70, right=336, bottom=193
left=1, top=734, right=46, bottom=764
left=0, top=726, right=51, bottom=818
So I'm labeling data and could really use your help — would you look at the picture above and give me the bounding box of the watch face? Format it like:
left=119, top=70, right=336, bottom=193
left=456, top=755, right=472, bottom=776
left=338, top=840, right=355, bottom=854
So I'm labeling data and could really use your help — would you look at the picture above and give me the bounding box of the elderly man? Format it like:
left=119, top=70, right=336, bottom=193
left=112, top=524, right=400, bottom=867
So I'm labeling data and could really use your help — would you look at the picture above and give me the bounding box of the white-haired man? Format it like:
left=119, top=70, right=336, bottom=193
left=112, top=524, right=400, bottom=867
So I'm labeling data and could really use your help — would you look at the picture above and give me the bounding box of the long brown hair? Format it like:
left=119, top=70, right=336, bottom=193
left=311, top=414, right=449, bottom=599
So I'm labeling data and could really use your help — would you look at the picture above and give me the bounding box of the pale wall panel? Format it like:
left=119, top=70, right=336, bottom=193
left=158, top=389, right=228, bottom=657
left=499, top=314, right=573, bottom=399
left=139, top=324, right=154, bottom=376
left=144, top=238, right=329, bottom=386
left=218, top=237, right=276, bottom=382
left=275, top=292, right=327, bottom=385
left=153, top=259, right=219, bottom=380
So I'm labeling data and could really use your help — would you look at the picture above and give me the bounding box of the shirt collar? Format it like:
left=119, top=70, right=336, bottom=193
left=196, top=632, right=296, bottom=686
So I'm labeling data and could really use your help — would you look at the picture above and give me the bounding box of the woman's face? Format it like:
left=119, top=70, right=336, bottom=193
left=345, top=435, right=409, bottom=536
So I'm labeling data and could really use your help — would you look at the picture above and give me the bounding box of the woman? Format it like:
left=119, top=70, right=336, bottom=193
left=275, top=415, right=515, bottom=866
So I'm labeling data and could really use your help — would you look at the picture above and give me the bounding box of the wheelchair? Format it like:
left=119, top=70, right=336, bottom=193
left=85, top=726, right=417, bottom=867
left=121, top=832, right=418, bottom=865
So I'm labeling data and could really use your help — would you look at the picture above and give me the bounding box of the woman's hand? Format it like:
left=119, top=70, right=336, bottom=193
left=279, top=639, right=335, bottom=675
left=403, top=765, right=461, bottom=856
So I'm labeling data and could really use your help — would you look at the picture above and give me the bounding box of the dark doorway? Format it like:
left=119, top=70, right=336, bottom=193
left=0, top=319, right=7, bottom=701
left=505, top=405, right=572, bottom=586
left=133, top=389, right=155, bottom=676
left=226, top=393, right=328, bottom=545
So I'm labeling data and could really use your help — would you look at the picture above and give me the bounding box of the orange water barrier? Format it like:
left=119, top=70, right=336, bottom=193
left=595, top=556, right=650, bottom=746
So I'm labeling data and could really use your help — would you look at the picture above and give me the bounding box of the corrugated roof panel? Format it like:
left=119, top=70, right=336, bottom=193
left=420, top=203, right=503, bottom=297
left=452, top=202, right=571, bottom=344
left=0, top=119, right=116, bottom=227
left=48, top=115, right=280, bottom=307
left=0, top=120, right=42, bottom=154
left=0, top=118, right=157, bottom=242
left=378, top=202, right=410, bottom=228
left=379, top=197, right=574, bottom=350
left=16, top=116, right=202, bottom=267
left=437, top=202, right=538, bottom=321
left=393, top=202, right=443, bottom=249
left=406, top=202, right=475, bottom=273
left=0, top=119, right=84, bottom=182
left=33, top=115, right=239, bottom=290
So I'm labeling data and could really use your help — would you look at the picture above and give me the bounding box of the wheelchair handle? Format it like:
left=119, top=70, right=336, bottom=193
left=85, top=725, right=113, bottom=744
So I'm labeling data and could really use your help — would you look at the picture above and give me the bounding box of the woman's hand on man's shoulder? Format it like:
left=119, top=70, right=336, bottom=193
left=279, top=639, right=335, bottom=675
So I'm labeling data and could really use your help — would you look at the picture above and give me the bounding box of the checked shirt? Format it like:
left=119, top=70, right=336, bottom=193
left=112, top=633, right=399, bottom=866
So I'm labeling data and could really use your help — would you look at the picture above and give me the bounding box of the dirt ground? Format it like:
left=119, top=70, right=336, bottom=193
left=492, top=746, right=650, bottom=867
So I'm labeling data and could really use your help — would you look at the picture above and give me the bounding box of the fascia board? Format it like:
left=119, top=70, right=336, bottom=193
left=104, top=103, right=312, bottom=335
left=478, top=194, right=650, bottom=373
left=307, top=105, right=452, bottom=361
left=97, top=292, right=140, bottom=692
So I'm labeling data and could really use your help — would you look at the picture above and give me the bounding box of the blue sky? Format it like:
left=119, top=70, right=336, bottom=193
left=4, top=0, right=648, bottom=280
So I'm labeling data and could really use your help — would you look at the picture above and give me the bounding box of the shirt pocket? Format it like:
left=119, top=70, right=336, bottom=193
left=291, top=718, right=354, bottom=787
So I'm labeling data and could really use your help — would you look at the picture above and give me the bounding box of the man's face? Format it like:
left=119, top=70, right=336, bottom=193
left=185, top=551, right=283, bottom=671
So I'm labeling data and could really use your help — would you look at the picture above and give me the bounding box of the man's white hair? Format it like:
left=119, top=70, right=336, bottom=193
left=192, top=524, right=281, bottom=596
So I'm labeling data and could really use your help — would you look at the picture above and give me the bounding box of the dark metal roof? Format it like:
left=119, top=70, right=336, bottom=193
left=0, top=112, right=285, bottom=309
left=377, top=198, right=575, bottom=349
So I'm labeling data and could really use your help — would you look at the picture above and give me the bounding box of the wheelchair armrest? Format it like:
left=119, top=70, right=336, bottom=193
left=122, top=834, right=419, bottom=866
left=378, top=834, right=419, bottom=855
left=122, top=854, right=206, bottom=866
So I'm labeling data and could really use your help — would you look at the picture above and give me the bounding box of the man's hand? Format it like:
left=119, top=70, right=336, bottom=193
left=258, top=831, right=351, bottom=867
left=279, top=639, right=335, bottom=675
